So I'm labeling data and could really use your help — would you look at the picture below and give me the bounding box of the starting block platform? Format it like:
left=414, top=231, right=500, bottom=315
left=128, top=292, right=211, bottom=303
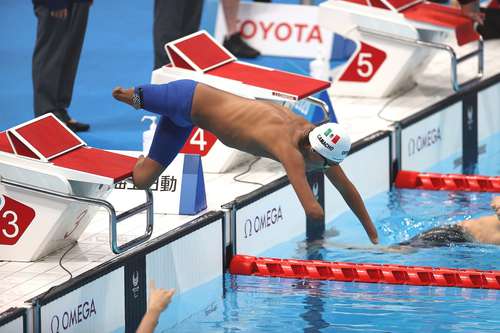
left=0, top=114, right=154, bottom=262
left=152, top=30, right=334, bottom=173
left=319, top=0, right=483, bottom=97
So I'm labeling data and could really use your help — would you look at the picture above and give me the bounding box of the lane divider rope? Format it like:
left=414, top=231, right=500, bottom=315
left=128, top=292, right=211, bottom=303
left=230, top=255, right=500, bottom=289
left=395, top=170, right=500, bottom=192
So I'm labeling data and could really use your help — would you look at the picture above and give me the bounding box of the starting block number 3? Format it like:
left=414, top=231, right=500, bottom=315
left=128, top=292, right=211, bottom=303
left=2, top=210, right=18, bottom=239
left=180, top=127, right=218, bottom=156
left=0, top=195, right=36, bottom=245
left=340, top=42, right=387, bottom=82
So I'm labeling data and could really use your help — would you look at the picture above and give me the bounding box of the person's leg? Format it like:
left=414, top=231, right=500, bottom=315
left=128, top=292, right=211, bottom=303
left=112, top=80, right=197, bottom=126
left=55, top=1, right=91, bottom=131
left=153, top=0, right=185, bottom=69
left=32, top=4, right=70, bottom=121
left=221, top=0, right=260, bottom=58
left=133, top=116, right=192, bottom=188
left=181, top=0, right=203, bottom=36
left=147, top=116, right=193, bottom=167
left=58, top=2, right=90, bottom=115
left=221, top=0, right=239, bottom=36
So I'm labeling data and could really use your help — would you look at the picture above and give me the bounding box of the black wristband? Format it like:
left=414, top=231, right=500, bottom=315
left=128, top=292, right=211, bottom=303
left=132, top=87, right=144, bottom=110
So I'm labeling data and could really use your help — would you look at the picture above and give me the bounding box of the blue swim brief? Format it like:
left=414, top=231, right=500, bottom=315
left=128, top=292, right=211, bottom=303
left=136, top=80, right=198, bottom=166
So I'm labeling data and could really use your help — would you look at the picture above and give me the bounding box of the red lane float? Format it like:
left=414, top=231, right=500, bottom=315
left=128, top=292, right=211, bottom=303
left=395, top=170, right=500, bottom=192
left=230, top=255, right=500, bottom=289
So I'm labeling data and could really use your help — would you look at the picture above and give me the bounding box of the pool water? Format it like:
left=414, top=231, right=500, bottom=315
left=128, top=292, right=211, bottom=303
left=293, top=189, right=500, bottom=271
left=165, top=134, right=500, bottom=332
left=170, top=274, right=500, bottom=333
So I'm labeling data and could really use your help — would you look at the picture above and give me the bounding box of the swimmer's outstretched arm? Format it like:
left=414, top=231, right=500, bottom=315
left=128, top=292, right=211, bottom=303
left=279, top=149, right=325, bottom=221
left=325, top=165, right=379, bottom=244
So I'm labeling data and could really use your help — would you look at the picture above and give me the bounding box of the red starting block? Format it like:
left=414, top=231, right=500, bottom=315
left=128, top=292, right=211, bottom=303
left=319, top=0, right=483, bottom=97
left=0, top=114, right=154, bottom=261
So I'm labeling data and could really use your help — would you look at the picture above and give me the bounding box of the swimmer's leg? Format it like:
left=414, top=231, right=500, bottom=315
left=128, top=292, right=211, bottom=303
left=132, top=116, right=192, bottom=188
left=148, top=116, right=193, bottom=166
left=113, top=84, right=172, bottom=115
left=112, top=86, right=135, bottom=107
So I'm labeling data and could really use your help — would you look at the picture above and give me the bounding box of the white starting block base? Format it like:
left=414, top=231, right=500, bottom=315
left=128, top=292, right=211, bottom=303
left=332, top=40, right=500, bottom=141
left=1, top=39, right=499, bottom=316
left=0, top=156, right=285, bottom=313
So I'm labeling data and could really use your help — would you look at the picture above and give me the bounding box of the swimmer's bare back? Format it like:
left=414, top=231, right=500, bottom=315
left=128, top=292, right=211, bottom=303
left=191, top=84, right=323, bottom=220
left=458, top=215, right=500, bottom=245
left=191, top=83, right=314, bottom=161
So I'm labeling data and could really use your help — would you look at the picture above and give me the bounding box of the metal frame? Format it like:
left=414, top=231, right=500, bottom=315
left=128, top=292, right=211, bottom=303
left=268, top=94, right=331, bottom=124
left=0, top=176, right=154, bottom=254
left=358, top=27, right=484, bottom=91
left=305, top=96, right=330, bottom=123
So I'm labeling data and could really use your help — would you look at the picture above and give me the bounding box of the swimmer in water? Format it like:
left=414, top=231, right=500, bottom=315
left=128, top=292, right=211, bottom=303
left=303, top=196, right=500, bottom=253
left=397, top=195, right=500, bottom=248
left=112, top=80, right=378, bottom=244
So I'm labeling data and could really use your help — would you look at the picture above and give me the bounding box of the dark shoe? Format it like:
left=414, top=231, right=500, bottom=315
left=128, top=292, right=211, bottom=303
left=65, top=119, right=90, bottom=132
left=223, top=32, right=261, bottom=58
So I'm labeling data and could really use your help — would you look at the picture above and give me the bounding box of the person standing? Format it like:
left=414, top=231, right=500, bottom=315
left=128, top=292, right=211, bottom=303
left=221, top=0, right=261, bottom=58
left=153, top=0, right=204, bottom=70
left=32, top=0, right=91, bottom=132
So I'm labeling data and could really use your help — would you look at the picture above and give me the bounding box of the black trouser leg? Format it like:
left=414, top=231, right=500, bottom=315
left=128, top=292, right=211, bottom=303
left=153, top=0, right=203, bottom=70
left=58, top=2, right=90, bottom=112
left=32, top=3, right=89, bottom=121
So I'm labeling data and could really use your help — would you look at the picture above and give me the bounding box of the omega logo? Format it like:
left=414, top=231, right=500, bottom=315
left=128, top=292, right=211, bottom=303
left=50, top=299, right=96, bottom=332
left=408, top=127, right=442, bottom=156
left=243, top=206, right=284, bottom=239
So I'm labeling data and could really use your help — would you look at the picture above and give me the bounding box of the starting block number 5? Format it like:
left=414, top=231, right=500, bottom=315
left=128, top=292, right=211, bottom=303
left=180, top=127, right=218, bottom=156
left=0, top=195, right=36, bottom=245
left=339, top=42, right=386, bottom=82
left=357, top=53, right=373, bottom=78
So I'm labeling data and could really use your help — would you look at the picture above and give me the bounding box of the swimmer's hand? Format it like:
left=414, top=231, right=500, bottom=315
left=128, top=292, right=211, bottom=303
left=305, top=203, right=325, bottom=221
left=136, top=280, right=175, bottom=333
left=368, top=232, right=379, bottom=245
left=360, top=217, right=379, bottom=245
left=112, top=86, right=135, bottom=107
left=148, top=280, right=175, bottom=314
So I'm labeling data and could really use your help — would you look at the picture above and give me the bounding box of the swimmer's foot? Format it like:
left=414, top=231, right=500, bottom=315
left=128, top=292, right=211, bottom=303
left=112, top=87, right=136, bottom=107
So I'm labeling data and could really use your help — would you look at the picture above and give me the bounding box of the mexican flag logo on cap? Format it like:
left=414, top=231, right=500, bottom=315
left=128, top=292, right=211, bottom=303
left=324, top=128, right=341, bottom=145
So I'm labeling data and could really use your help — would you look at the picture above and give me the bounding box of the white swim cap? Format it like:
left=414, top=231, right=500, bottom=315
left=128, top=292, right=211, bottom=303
left=308, top=123, right=351, bottom=164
